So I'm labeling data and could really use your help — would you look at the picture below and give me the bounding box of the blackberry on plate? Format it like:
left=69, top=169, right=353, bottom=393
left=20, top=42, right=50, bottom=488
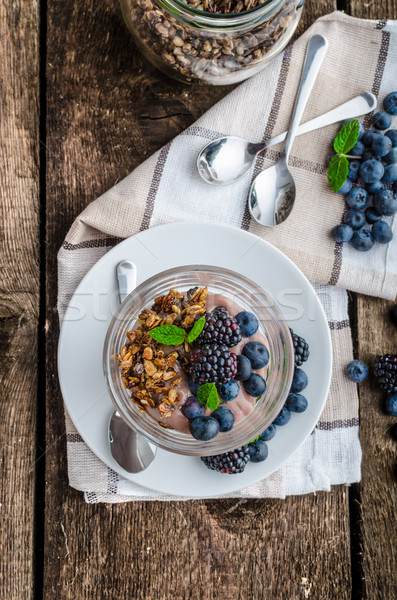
left=289, top=329, right=310, bottom=367
left=201, top=446, right=250, bottom=474
left=197, top=308, right=242, bottom=348
left=374, top=354, right=397, bottom=394
left=189, top=343, right=237, bottom=384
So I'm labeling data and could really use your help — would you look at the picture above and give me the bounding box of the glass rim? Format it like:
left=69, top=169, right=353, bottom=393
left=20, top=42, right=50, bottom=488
left=153, top=0, right=287, bottom=24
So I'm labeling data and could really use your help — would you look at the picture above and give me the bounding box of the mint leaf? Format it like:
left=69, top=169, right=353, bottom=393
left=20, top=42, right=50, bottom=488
left=197, top=383, right=220, bottom=411
left=327, top=155, right=349, bottom=193
left=187, top=316, right=206, bottom=344
left=148, top=324, right=186, bottom=346
left=248, top=435, right=261, bottom=445
left=333, top=120, right=360, bottom=154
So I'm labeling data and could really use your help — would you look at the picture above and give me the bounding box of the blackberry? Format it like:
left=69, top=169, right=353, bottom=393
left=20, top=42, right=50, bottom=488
left=289, top=329, right=310, bottom=367
left=374, top=354, right=397, bottom=394
left=198, top=308, right=242, bottom=348
left=189, top=343, right=237, bottom=384
left=201, top=446, right=250, bottom=474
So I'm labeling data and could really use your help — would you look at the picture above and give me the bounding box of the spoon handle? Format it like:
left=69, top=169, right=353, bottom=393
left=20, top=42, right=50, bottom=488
left=283, top=34, right=328, bottom=163
left=117, top=260, right=137, bottom=303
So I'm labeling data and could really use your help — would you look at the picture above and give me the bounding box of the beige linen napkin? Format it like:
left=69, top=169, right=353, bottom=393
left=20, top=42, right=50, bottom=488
left=58, top=12, right=397, bottom=502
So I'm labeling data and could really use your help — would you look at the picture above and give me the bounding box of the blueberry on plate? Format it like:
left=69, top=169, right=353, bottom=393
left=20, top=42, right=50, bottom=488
left=366, top=180, right=383, bottom=194
left=242, top=341, right=269, bottom=369
left=286, top=393, right=308, bottom=413
left=350, top=140, right=365, bottom=157
left=348, top=160, right=361, bottom=182
left=384, top=394, right=397, bottom=417
left=212, top=406, right=235, bottom=432
left=346, top=187, right=368, bottom=210
left=365, top=207, right=382, bottom=224
left=235, top=311, right=259, bottom=337
left=372, top=111, right=392, bottom=130
left=273, top=406, right=291, bottom=426
left=360, top=159, right=384, bottom=183
left=383, top=147, right=397, bottom=165
left=331, top=224, right=353, bottom=243
left=350, top=229, right=374, bottom=252
left=383, top=91, right=397, bottom=116
left=182, top=396, right=205, bottom=420
left=361, top=130, right=377, bottom=147
left=346, top=360, right=368, bottom=383
left=217, top=380, right=240, bottom=402
left=188, top=376, right=200, bottom=397
left=243, top=373, right=266, bottom=397
left=235, top=355, right=252, bottom=381
left=259, top=424, right=277, bottom=441
left=385, top=129, right=397, bottom=147
left=362, top=149, right=376, bottom=162
left=382, top=164, right=397, bottom=184
left=248, top=440, right=268, bottom=463
left=343, top=209, right=366, bottom=230
left=373, top=189, right=397, bottom=216
left=290, top=368, right=308, bottom=393
left=372, top=221, right=393, bottom=244
left=189, top=416, right=220, bottom=441
left=372, top=134, right=392, bottom=157
left=337, top=178, right=353, bottom=194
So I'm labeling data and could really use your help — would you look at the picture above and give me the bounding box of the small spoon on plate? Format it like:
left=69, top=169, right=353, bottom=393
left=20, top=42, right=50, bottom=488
left=108, top=260, right=157, bottom=473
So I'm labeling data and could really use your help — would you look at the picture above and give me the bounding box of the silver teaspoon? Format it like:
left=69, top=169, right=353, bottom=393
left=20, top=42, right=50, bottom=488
left=108, top=260, right=157, bottom=473
left=197, top=92, right=376, bottom=185
left=249, top=34, right=328, bottom=227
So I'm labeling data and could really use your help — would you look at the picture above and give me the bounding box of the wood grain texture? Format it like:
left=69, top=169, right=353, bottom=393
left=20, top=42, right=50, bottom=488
left=0, top=1, right=39, bottom=599
left=347, top=0, right=397, bottom=21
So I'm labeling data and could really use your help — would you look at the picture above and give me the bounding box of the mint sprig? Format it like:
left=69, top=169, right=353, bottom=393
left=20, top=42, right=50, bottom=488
left=327, top=120, right=360, bottom=193
left=197, top=383, right=220, bottom=411
left=148, top=315, right=206, bottom=346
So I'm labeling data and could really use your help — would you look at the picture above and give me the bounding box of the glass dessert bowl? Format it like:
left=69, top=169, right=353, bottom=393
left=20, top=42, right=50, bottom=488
left=103, top=265, right=294, bottom=456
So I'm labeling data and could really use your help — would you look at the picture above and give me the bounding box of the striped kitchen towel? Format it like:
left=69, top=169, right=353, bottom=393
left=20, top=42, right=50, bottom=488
left=58, top=11, right=396, bottom=502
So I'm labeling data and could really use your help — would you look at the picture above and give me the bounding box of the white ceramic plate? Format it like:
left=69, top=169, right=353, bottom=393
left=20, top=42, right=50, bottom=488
left=58, top=223, right=332, bottom=497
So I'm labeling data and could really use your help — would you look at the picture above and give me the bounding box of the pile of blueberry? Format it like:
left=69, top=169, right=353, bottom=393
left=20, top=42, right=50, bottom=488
left=331, top=91, right=397, bottom=251
left=200, top=329, right=310, bottom=474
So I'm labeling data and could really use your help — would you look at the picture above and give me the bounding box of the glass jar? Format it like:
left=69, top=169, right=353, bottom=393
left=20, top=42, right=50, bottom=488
left=120, top=0, right=304, bottom=85
left=103, top=265, right=294, bottom=456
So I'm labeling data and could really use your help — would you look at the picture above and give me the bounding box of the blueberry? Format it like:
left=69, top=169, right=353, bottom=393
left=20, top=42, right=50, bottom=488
left=394, top=181, right=397, bottom=194
left=343, top=209, right=366, bottom=230
left=365, top=207, right=382, bottom=224
left=382, top=165, right=397, bottom=184
left=242, top=341, right=269, bottom=369
left=346, top=187, right=368, bottom=210
left=235, top=355, right=252, bottom=381
left=360, top=159, right=384, bottom=183
left=248, top=440, right=268, bottom=462
left=182, top=396, right=205, bottom=420
left=372, top=134, right=392, bottom=158
left=384, top=147, right=397, bottom=165
left=350, top=229, right=374, bottom=251
left=372, top=111, right=392, bottom=130
left=217, top=380, right=240, bottom=402
left=291, top=368, right=308, bottom=393
left=361, top=130, right=378, bottom=147
left=212, top=406, right=235, bottom=432
left=286, top=393, right=308, bottom=413
left=373, top=189, right=397, bottom=216
left=337, top=178, right=353, bottom=194
left=385, top=129, right=397, bottom=147
left=366, top=180, right=383, bottom=194
left=189, top=416, right=220, bottom=441
left=188, top=377, right=200, bottom=397
left=348, top=160, right=361, bottom=182
left=372, top=221, right=393, bottom=244
left=235, top=311, right=259, bottom=337
left=273, top=406, right=291, bottom=426
left=331, top=224, right=353, bottom=243
left=384, top=394, right=397, bottom=417
left=345, top=360, right=368, bottom=383
left=259, top=424, right=277, bottom=441
left=383, top=92, right=397, bottom=116
left=342, top=119, right=364, bottom=139
left=350, top=140, right=365, bottom=157
left=243, top=373, right=266, bottom=397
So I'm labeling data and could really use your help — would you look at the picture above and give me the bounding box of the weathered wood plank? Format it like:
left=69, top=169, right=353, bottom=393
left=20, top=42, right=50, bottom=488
left=44, top=1, right=353, bottom=599
left=0, top=1, right=39, bottom=599
left=347, top=0, right=397, bottom=20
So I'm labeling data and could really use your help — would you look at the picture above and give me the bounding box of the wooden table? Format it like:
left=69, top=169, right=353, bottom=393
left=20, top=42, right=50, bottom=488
left=1, top=0, right=397, bottom=598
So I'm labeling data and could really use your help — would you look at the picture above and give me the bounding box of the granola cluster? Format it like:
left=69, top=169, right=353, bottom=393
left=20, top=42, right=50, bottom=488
left=118, top=287, right=208, bottom=425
